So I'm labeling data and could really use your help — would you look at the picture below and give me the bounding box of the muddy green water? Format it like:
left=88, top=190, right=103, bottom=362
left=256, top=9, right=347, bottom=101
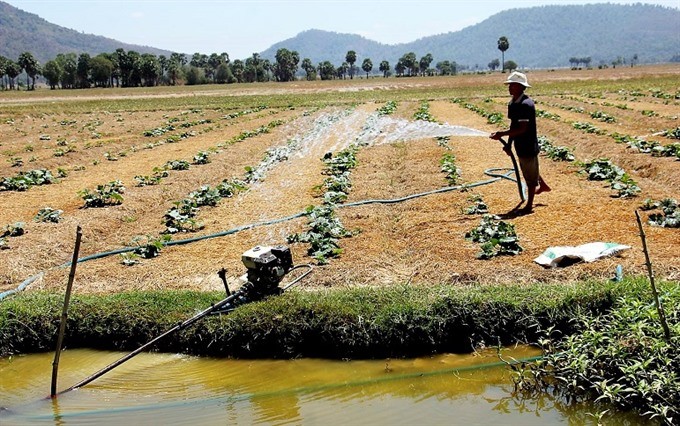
left=1, top=347, right=649, bottom=425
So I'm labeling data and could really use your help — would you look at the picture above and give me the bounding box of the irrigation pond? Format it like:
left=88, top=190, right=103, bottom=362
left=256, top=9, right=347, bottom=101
left=0, top=346, right=653, bottom=425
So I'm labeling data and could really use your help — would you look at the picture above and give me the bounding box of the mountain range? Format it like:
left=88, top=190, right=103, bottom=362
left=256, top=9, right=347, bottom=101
left=0, top=2, right=678, bottom=70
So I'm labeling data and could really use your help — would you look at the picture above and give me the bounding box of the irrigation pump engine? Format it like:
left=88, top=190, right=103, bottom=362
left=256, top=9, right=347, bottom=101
left=215, top=245, right=307, bottom=314
left=241, top=245, right=294, bottom=292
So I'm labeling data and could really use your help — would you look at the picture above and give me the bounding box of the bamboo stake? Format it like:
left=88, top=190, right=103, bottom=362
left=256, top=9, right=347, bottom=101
left=634, top=210, right=671, bottom=342
left=51, top=225, right=82, bottom=397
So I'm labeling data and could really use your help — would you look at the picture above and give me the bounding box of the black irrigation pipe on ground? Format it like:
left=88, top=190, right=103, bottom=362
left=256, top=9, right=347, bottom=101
left=0, top=168, right=520, bottom=301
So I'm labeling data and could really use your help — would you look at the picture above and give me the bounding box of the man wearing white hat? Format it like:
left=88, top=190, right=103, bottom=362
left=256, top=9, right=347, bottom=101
left=490, top=71, right=550, bottom=213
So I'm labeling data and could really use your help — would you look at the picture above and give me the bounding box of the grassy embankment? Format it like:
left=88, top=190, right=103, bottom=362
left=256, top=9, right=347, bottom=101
left=4, top=277, right=678, bottom=423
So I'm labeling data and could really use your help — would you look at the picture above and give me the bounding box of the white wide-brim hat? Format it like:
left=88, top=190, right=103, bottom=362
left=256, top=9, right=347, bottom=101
left=504, top=71, right=531, bottom=87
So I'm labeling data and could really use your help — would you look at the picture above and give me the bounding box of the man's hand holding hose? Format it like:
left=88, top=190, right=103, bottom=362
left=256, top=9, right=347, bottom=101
left=490, top=131, right=514, bottom=156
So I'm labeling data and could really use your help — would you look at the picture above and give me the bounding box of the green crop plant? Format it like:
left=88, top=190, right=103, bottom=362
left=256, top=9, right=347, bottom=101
left=164, top=160, right=190, bottom=171
left=590, top=110, right=616, bottom=123
left=143, top=125, right=175, bottom=137
left=465, top=214, right=523, bottom=259
left=435, top=136, right=451, bottom=149
left=464, top=194, right=489, bottom=215
left=103, top=151, right=118, bottom=161
left=323, top=145, right=358, bottom=175
left=163, top=202, right=203, bottom=234
left=34, top=207, right=63, bottom=223
left=572, top=121, right=605, bottom=135
left=579, top=158, right=640, bottom=198
left=413, top=102, right=436, bottom=122
left=120, top=234, right=172, bottom=265
left=661, top=126, right=680, bottom=140
left=538, top=136, right=575, bottom=162
left=1, top=222, right=25, bottom=238
left=377, top=100, right=397, bottom=116
left=536, top=109, right=560, bottom=121
left=78, top=180, right=125, bottom=207
left=216, top=179, right=247, bottom=197
left=440, top=152, right=461, bottom=185
left=610, top=174, right=641, bottom=198
left=0, top=169, right=56, bottom=191
left=187, top=185, right=222, bottom=207
left=287, top=205, right=353, bottom=264
left=580, top=158, right=624, bottom=181
left=134, top=168, right=169, bottom=186
left=192, top=151, right=211, bottom=165
left=646, top=198, right=679, bottom=228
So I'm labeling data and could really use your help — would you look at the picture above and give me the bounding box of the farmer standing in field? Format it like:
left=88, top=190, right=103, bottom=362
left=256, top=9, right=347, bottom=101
left=490, top=71, right=550, bottom=213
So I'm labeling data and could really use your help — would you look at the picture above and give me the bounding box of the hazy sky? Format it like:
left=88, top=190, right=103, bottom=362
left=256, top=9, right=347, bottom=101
left=5, top=0, right=678, bottom=60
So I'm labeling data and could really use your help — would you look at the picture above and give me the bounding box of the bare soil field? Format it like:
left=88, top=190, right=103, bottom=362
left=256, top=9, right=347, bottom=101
left=1, top=65, right=678, bottom=295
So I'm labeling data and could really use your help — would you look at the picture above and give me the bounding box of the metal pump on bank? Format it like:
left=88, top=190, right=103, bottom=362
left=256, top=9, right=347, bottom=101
left=59, top=245, right=312, bottom=394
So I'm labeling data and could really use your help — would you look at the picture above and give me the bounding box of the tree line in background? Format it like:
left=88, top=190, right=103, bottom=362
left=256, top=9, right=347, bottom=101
left=0, top=47, right=466, bottom=90
left=0, top=35, right=632, bottom=90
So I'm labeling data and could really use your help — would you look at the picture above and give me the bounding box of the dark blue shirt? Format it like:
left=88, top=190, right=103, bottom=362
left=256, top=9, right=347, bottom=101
left=508, top=94, right=539, bottom=158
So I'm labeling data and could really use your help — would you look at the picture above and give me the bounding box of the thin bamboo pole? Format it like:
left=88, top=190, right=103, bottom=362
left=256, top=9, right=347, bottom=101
left=634, top=210, right=671, bottom=342
left=51, top=225, right=82, bottom=397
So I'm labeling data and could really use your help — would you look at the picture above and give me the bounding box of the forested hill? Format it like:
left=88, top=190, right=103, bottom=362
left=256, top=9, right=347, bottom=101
left=0, top=1, right=171, bottom=63
left=0, top=1, right=677, bottom=69
left=260, top=3, right=679, bottom=68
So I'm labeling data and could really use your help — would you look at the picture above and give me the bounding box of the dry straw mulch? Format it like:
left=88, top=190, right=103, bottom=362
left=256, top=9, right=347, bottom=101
left=1, top=67, right=678, bottom=295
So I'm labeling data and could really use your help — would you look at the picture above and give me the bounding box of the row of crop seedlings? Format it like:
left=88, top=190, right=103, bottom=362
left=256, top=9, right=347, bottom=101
left=4, top=116, right=108, bottom=166
left=286, top=144, right=358, bottom=265
left=542, top=98, right=680, bottom=159
left=284, top=102, right=405, bottom=264
left=567, top=88, right=680, bottom=108
left=1, top=107, right=267, bottom=191
left=0, top=119, right=285, bottom=262
left=126, top=127, right=299, bottom=264
left=122, top=119, right=293, bottom=265
left=414, top=102, right=462, bottom=186
left=123, top=106, right=267, bottom=160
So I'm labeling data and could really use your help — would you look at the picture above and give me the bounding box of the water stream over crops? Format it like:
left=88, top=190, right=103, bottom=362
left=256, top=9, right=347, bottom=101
left=1, top=346, right=650, bottom=425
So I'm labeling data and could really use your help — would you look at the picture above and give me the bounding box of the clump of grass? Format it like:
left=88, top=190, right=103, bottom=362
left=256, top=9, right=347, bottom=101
left=530, top=282, right=679, bottom=425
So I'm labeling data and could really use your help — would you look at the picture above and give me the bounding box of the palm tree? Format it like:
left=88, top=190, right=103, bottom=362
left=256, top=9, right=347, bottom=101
left=497, top=36, right=510, bottom=73
left=345, top=50, right=357, bottom=79
left=379, top=60, right=390, bottom=78
left=361, top=58, right=373, bottom=78
left=18, top=52, right=39, bottom=90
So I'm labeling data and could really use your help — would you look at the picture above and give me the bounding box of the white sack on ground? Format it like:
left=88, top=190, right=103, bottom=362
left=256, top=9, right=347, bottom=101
left=534, top=242, right=632, bottom=268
